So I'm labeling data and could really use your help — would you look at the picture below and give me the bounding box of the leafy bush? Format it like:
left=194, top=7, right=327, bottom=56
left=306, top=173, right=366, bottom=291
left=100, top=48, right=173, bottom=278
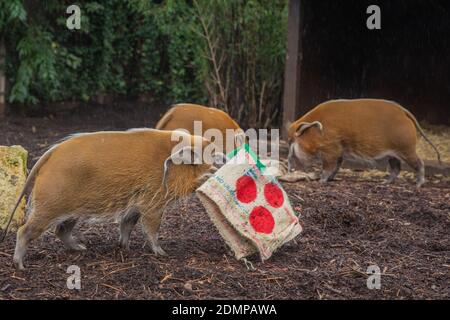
left=192, top=0, right=288, bottom=127
left=0, top=0, right=288, bottom=127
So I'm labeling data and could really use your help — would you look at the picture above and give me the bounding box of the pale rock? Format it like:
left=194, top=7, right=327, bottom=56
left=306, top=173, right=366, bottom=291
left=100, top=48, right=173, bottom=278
left=0, top=145, right=28, bottom=231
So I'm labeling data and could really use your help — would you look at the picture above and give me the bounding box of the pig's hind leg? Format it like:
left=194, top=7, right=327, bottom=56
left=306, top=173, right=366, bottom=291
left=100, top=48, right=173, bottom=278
left=14, top=210, right=55, bottom=270
left=55, top=218, right=86, bottom=251
left=400, top=153, right=425, bottom=187
left=384, top=157, right=401, bottom=184
left=119, top=209, right=140, bottom=250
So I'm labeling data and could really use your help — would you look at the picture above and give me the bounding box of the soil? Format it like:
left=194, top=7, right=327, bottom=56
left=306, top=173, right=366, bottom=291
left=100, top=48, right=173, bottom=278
left=0, top=105, right=449, bottom=300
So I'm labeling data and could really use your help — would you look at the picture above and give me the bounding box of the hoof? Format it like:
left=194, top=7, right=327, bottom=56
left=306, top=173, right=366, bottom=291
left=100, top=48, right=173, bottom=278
left=67, top=243, right=87, bottom=251
left=152, top=245, right=167, bottom=256
left=74, top=243, right=87, bottom=251
left=119, top=241, right=130, bottom=251
left=13, top=260, right=24, bottom=271
left=416, top=178, right=425, bottom=188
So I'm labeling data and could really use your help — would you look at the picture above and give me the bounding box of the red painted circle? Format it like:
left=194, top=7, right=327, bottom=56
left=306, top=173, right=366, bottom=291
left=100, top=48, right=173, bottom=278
left=264, top=183, right=284, bottom=208
left=236, top=176, right=257, bottom=203
left=249, top=206, right=275, bottom=234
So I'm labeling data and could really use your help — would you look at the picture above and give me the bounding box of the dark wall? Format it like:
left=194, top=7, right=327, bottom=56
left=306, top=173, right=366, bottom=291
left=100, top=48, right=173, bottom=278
left=298, top=0, right=450, bottom=124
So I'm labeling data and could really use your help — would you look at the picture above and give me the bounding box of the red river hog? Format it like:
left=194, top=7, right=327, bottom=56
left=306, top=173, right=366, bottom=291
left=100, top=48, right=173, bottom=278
left=287, top=99, right=441, bottom=187
left=156, top=103, right=244, bottom=154
left=1, top=129, right=224, bottom=269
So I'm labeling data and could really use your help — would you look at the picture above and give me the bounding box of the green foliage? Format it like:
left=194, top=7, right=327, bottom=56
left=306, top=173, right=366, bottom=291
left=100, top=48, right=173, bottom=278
left=192, top=0, right=288, bottom=127
left=0, top=0, right=288, bottom=126
left=10, top=28, right=58, bottom=104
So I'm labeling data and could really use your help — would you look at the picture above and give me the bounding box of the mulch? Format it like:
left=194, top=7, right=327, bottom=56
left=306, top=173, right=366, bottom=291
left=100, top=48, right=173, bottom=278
left=0, top=106, right=449, bottom=299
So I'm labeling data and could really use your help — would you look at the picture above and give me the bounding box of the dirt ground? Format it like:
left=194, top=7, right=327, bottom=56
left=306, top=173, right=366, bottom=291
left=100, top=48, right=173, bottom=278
left=0, top=106, right=449, bottom=300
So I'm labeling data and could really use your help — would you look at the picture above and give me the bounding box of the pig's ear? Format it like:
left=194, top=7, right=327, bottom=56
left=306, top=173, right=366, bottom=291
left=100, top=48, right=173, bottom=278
left=162, top=146, right=203, bottom=188
left=295, top=121, right=323, bottom=137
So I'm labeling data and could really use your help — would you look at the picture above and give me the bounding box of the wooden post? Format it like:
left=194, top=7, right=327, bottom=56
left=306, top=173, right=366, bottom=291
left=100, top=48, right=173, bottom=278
left=282, top=0, right=303, bottom=139
left=0, top=38, right=5, bottom=120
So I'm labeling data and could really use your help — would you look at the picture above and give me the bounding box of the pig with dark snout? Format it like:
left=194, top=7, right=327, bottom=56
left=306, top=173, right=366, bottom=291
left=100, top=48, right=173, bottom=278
left=1, top=129, right=224, bottom=270
left=287, top=99, right=441, bottom=187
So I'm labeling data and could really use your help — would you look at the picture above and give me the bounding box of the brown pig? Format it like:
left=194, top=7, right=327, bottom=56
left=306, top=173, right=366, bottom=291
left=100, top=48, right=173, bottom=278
left=1, top=129, right=223, bottom=269
left=156, top=103, right=244, bottom=154
left=287, top=99, right=441, bottom=187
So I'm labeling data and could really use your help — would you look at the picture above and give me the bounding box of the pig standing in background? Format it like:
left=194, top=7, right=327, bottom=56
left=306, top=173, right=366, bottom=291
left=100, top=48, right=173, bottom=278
left=156, top=103, right=244, bottom=154
left=1, top=129, right=223, bottom=270
left=287, top=99, right=441, bottom=187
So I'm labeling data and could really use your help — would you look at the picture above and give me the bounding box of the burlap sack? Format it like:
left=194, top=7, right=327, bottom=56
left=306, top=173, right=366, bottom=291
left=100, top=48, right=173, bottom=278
left=196, top=145, right=302, bottom=261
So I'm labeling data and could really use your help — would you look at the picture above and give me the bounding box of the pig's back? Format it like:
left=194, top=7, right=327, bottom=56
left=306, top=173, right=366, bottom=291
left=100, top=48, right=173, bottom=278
left=302, top=99, right=417, bottom=157
left=304, top=99, right=414, bottom=136
left=157, top=104, right=240, bottom=134
left=32, top=130, right=173, bottom=211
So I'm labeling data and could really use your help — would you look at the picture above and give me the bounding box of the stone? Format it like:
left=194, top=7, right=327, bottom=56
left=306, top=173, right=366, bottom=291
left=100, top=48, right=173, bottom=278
left=0, top=145, right=28, bottom=230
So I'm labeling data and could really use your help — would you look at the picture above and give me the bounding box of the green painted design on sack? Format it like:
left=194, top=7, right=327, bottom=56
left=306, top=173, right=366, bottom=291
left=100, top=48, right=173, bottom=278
left=227, top=144, right=266, bottom=171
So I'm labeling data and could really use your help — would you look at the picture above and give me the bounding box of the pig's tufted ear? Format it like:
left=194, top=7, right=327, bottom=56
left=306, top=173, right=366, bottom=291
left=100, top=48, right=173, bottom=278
left=286, top=121, right=300, bottom=140
left=295, top=121, right=323, bottom=137
left=162, top=146, right=203, bottom=188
